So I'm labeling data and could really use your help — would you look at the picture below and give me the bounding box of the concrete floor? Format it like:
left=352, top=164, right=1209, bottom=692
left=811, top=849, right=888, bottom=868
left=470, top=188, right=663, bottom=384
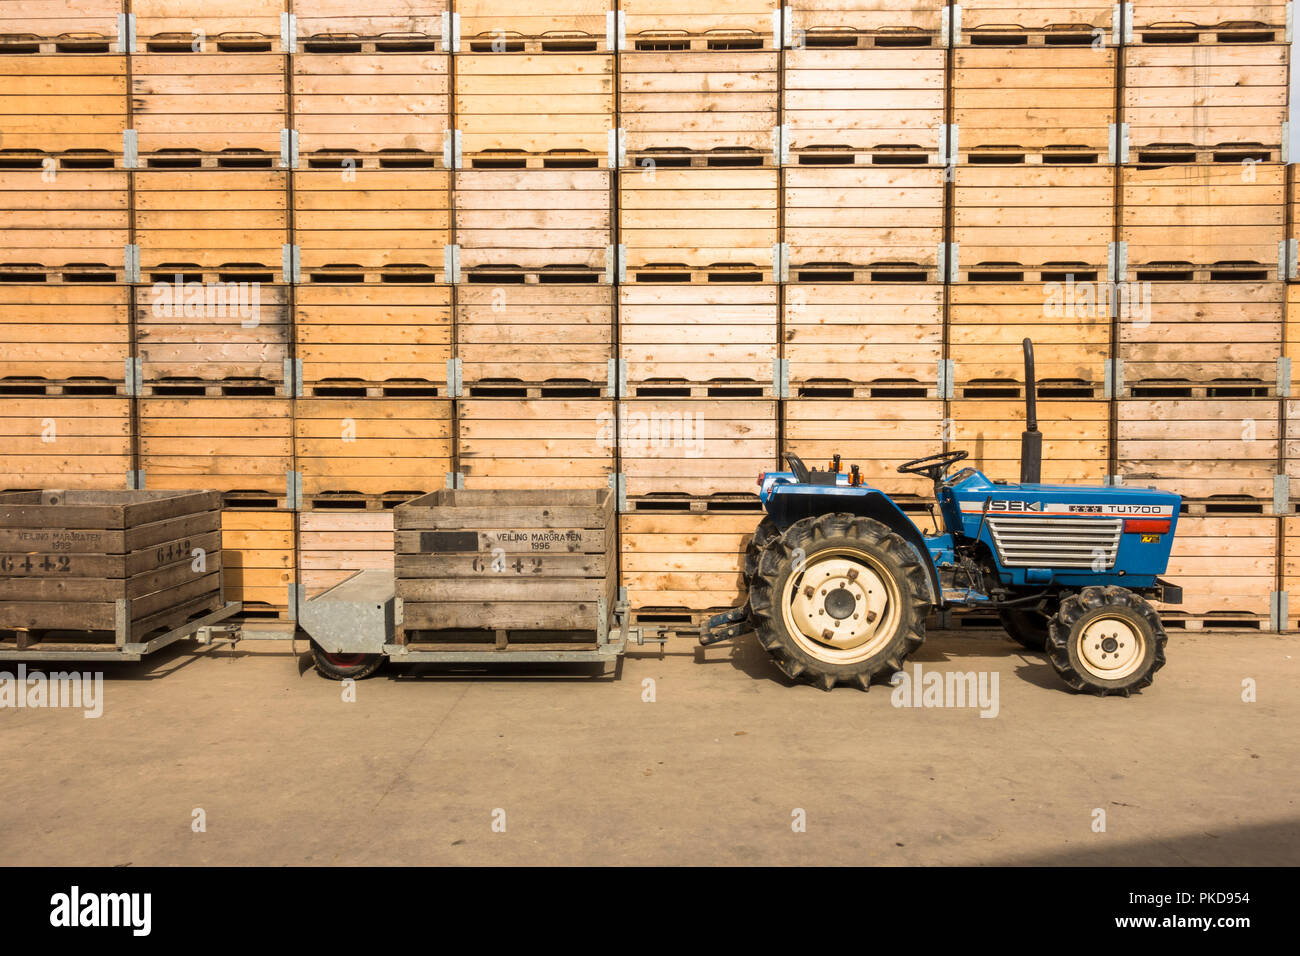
left=1, top=629, right=1297, bottom=866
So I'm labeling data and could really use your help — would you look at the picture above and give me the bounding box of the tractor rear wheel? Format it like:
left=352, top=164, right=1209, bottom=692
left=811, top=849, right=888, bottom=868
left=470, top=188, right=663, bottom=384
left=311, top=643, right=384, bottom=681
left=999, top=606, right=1052, bottom=651
left=742, top=516, right=781, bottom=589
left=1046, top=587, right=1166, bottom=697
left=749, top=513, right=929, bottom=691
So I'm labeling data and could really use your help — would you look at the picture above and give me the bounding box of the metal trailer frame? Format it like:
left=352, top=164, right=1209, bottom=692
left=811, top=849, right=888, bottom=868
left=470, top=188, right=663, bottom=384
left=0, top=601, right=241, bottom=663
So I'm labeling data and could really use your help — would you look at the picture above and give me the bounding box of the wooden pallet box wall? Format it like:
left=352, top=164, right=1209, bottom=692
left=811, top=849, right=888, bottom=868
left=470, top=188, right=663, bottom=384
left=0, top=0, right=124, bottom=47
left=220, top=509, right=293, bottom=616
left=619, top=511, right=752, bottom=612
left=620, top=284, right=777, bottom=393
left=457, top=398, right=616, bottom=489
left=1283, top=515, right=1300, bottom=628
left=1128, top=4, right=1290, bottom=40
left=458, top=0, right=614, bottom=51
left=955, top=2, right=1117, bottom=44
left=132, top=0, right=286, bottom=51
left=295, top=285, right=451, bottom=393
left=459, top=284, right=613, bottom=390
left=293, top=0, right=447, bottom=48
left=292, top=53, right=450, bottom=163
left=782, top=47, right=945, bottom=164
left=0, top=54, right=127, bottom=161
left=293, top=169, right=451, bottom=283
left=1159, top=515, right=1277, bottom=628
left=454, top=169, right=611, bottom=283
left=0, top=285, right=130, bottom=391
left=0, top=169, right=128, bottom=281
left=949, top=399, right=1110, bottom=484
left=1284, top=400, right=1300, bottom=503
left=0, top=489, right=224, bottom=643
left=787, top=1, right=946, bottom=43
left=0, top=397, right=131, bottom=490
left=623, top=0, right=780, bottom=50
left=455, top=53, right=614, bottom=165
left=1117, top=399, right=1280, bottom=501
left=298, top=510, right=392, bottom=600
left=619, top=50, right=779, bottom=163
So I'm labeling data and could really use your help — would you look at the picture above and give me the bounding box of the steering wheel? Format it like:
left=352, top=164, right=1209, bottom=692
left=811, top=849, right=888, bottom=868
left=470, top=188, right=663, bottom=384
left=783, top=452, right=811, bottom=483
left=897, top=450, right=969, bottom=483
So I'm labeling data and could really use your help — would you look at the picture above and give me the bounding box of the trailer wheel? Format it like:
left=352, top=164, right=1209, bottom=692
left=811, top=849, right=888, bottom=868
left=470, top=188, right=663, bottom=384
left=742, top=516, right=781, bottom=589
left=311, top=643, right=384, bottom=681
left=1046, top=587, right=1166, bottom=697
left=999, top=606, right=1052, bottom=651
left=749, top=512, right=929, bottom=691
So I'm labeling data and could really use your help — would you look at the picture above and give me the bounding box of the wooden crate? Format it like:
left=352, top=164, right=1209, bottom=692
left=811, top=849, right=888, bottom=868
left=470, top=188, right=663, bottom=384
left=135, top=283, right=291, bottom=394
left=783, top=47, right=945, bottom=164
left=956, top=1, right=1117, bottom=44
left=298, top=510, right=391, bottom=601
left=221, top=508, right=293, bottom=617
left=133, top=169, right=289, bottom=282
left=0, top=489, right=224, bottom=643
left=1121, top=281, right=1283, bottom=395
left=953, top=46, right=1116, bottom=162
left=0, top=169, right=127, bottom=280
left=1160, top=515, right=1276, bottom=629
left=293, top=53, right=450, bottom=162
left=621, top=166, right=778, bottom=280
left=0, top=1, right=123, bottom=48
left=295, top=398, right=453, bottom=506
left=784, top=165, right=943, bottom=278
left=619, top=511, right=753, bottom=613
left=788, top=1, right=945, bottom=44
left=619, top=398, right=777, bottom=500
left=0, top=54, right=127, bottom=161
left=620, top=51, right=778, bottom=163
left=0, top=396, right=131, bottom=490
left=133, top=0, right=286, bottom=51
left=0, top=285, right=130, bottom=391
left=456, top=53, right=614, bottom=165
left=1285, top=400, right=1300, bottom=503
left=949, top=283, right=1109, bottom=396
left=1120, top=164, right=1284, bottom=278
left=459, top=0, right=613, bottom=51
left=621, top=284, right=777, bottom=394
left=293, top=169, right=450, bottom=283
left=294, top=0, right=446, bottom=49
left=783, top=398, right=945, bottom=500
left=1118, top=399, right=1280, bottom=501
left=457, top=398, right=615, bottom=490
left=952, top=165, right=1116, bottom=281
left=393, top=488, right=617, bottom=643
left=1283, top=515, right=1300, bottom=629
left=950, top=399, right=1110, bottom=484
left=1129, top=4, right=1289, bottom=40
left=459, top=284, right=613, bottom=391
left=623, top=0, right=779, bottom=50
left=132, top=53, right=287, bottom=160
left=455, top=169, right=611, bottom=283
left=139, top=397, right=292, bottom=505
left=1123, top=44, right=1288, bottom=161
left=784, top=283, right=943, bottom=393
left=295, top=284, right=451, bottom=394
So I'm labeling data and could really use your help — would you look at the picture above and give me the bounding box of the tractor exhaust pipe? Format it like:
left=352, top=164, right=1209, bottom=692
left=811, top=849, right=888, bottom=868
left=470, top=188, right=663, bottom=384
left=1020, top=337, right=1042, bottom=484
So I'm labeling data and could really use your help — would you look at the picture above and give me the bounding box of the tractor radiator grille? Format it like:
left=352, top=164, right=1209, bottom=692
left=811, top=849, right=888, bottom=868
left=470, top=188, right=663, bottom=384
left=986, top=516, right=1123, bottom=569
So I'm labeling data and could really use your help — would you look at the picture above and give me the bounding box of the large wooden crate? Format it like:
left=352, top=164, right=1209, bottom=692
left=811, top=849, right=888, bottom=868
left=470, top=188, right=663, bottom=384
left=0, top=54, right=127, bottom=160
left=956, top=1, right=1117, bottom=45
left=459, top=284, right=613, bottom=391
left=620, top=166, right=779, bottom=280
left=295, top=284, right=451, bottom=394
left=455, top=169, right=611, bottom=283
left=294, top=398, right=453, bottom=507
left=0, top=489, right=224, bottom=644
left=1129, top=4, right=1289, bottom=41
left=221, top=508, right=294, bottom=618
left=950, top=398, right=1110, bottom=484
left=620, top=284, right=777, bottom=394
left=1123, top=43, right=1288, bottom=161
left=1283, top=515, right=1300, bottom=629
left=457, top=398, right=616, bottom=490
left=134, top=169, right=289, bottom=282
left=0, top=170, right=127, bottom=281
left=1120, top=281, right=1284, bottom=396
left=0, top=0, right=124, bottom=48
left=298, top=510, right=391, bottom=601
left=953, top=46, right=1116, bottom=162
left=131, top=53, right=287, bottom=161
left=292, top=53, right=450, bottom=163
left=293, top=169, right=451, bottom=283
left=393, top=488, right=618, bottom=645
left=458, top=0, right=613, bottom=51
left=949, top=283, right=1109, bottom=397
left=784, top=165, right=943, bottom=279
left=0, top=285, right=130, bottom=391
left=1159, top=515, right=1277, bottom=630
left=783, top=47, right=945, bottom=164
left=1117, top=399, right=1280, bottom=502
left=783, top=398, right=945, bottom=500
left=784, top=283, right=942, bottom=393
left=619, top=50, right=778, bottom=164
left=952, top=165, right=1115, bottom=281
left=619, top=398, right=778, bottom=501
left=623, top=0, right=779, bottom=50
left=620, top=511, right=752, bottom=614
left=139, top=397, right=292, bottom=506
left=456, top=53, right=614, bottom=165
left=294, top=0, right=447, bottom=49
left=787, top=0, right=945, bottom=45
left=136, top=283, right=290, bottom=394
left=0, top=396, right=131, bottom=490
left=133, top=0, right=286, bottom=51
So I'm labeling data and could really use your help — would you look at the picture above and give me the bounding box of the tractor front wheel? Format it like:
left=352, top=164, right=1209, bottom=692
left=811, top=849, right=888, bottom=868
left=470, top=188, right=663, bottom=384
left=749, top=513, right=930, bottom=691
left=1046, top=587, right=1166, bottom=697
left=311, top=643, right=384, bottom=681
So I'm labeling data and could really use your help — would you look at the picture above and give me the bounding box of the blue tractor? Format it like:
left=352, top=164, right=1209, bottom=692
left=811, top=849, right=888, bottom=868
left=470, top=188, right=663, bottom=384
left=701, top=340, right=1183, bottom=696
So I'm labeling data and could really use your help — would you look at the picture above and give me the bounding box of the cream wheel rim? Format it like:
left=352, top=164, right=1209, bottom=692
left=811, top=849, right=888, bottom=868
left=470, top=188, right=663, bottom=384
left=780, top=548, right=900, bottom=665
left=1077, top=617, right=1144, bottom=681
